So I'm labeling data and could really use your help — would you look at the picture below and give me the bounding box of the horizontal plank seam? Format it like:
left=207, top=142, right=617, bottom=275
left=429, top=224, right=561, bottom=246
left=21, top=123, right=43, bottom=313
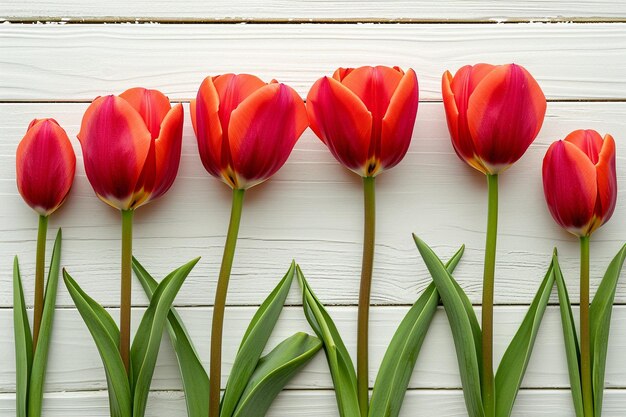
left=3, top=18, right=626, bottom=24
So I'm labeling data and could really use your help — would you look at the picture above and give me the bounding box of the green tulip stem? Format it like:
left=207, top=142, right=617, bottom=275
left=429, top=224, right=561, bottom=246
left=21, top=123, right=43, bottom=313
left=32, top=214, right=49, bottom=352
left=209, top=188, right=245, bottom=417
left=357, top=175, right=376, bottom=416
left=482, top=173, right=498, bottom=417
left=120, top=208, right=134, bottom=374
left=580, top=235, right=593, bottom=417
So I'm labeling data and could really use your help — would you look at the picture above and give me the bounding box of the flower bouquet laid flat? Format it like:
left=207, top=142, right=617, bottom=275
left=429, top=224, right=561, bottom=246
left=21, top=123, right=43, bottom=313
left=10, top=62, right=623, bottom=417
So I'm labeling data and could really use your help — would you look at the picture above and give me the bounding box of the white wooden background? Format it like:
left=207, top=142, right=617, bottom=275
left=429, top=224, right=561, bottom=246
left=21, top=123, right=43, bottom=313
left=1, top=2, right=625, bottom=416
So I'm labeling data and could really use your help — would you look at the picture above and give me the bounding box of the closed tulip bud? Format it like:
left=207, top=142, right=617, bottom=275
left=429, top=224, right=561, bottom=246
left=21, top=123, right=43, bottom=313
left=190, top=74, right=308, bottom=190
left=307, top=66, right=419, bottom=177
left=543, top=130, right=617, bottom=237
left=442, top=63, right=547, bottom=174
left=77, top=87, right=184, bottom=210
left=16, top=118, right=76, bottom=216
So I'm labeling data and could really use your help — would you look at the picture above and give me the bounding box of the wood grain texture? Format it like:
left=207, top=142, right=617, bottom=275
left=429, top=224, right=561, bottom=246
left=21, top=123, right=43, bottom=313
left=2, top=1, right=626, bottom=22
left=1, top=23, right=626, bottom=101
left=1, top=102, right=624, bottom=308
left=0, top=306, right=625, bottom=392
left=1, top=390, right=626, bottom=416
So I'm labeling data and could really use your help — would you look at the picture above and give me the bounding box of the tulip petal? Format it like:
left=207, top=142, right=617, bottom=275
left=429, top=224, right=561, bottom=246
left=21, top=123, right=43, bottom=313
left=543, top=141, right=597, bottom=236
left=213, top=74, right=266, bottom=136
left=78, top=95, right=151, bottom=209
left=380, top=68, right=419, bottom=170
left=16, top=119, right=76, bottom=215
left=228, top=83, right=307, bottom=188
left=444, top=64, right=495, bottom=172
left=341, top=66, right=403, bottom=159
left=468, top=64, right=546, bottom=171
left=564, top=129, right=604, bottom=164
left=151, top=104, right=184, bottom=200
left=307, top=76, right=372, bottom=174
left=594, top=134, right=617, bottom=228
left=193, top=77, right=224, bottom=178
left=120, top=88, right=172, bottom=139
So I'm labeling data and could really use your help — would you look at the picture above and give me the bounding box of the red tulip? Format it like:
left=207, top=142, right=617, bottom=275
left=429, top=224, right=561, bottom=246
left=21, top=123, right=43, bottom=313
left=306, top=66, right=418, bottom=177
left=78, top=87, right=184, bottom=210
left=442, top=63, right=547, bottom=174
left=190, top=74, right=308, bottom=189
left=543, top=130, right=617, bottom=237
left=16, top=118, right=76, bottom=216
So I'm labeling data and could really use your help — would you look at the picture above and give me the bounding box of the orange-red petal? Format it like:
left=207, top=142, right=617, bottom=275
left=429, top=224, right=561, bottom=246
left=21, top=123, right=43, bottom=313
left=193, top=77, right=224, bottom=178
left=119, top=87, right=172, bottom=139
left=380, top=68, right=419, bottom=170
left=564, top=129, right=604, bottom=164
left=77, top=95, right=152, bottom=209
left=306, top=76, right=372, bottom=174
left=151, top=103, right=184, bottom=200
left=594, top=134, right=617, bottom=228
left=542, top=140, right=597, bottom=236
left=16, top=118, right=76, bottom=215
left=228, top=83, right=307, bottom=188
left=468, top=64, right=546, bottom=172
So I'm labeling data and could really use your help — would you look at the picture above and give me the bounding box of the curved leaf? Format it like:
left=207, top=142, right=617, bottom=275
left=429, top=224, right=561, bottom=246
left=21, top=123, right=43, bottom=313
left=221, top=262, right=296, bottom=417
left=13, top=257, right=32, bottom=417
left=232, top=332, right=322, bottom=417
left=413, top=235, right=484, bottom=417
left=133, top=256, right=209, bottom=417
left=28, top=229, right=63, bottom=417
left=369, top=245, right=464, bottom=417
left=590, top=244, right=626, bottom=417
left=495, top=255, right=555, bottom=417
left=297, top=265, right=360, bottom=417
left=63, top=271, right=131, bottom=417
left=131, top=257, right=200, bottom=417
left=553, top=253, right=584, bottom=417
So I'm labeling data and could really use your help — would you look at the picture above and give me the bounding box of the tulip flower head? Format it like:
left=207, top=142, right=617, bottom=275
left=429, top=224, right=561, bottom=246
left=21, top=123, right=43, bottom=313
left=442, top=63, right=547, bottom=175
left=191, top=74, right=308, bottom=190
left=16, top=118, right=76, bottom=216
left=543, top=130, right=617, bottom=237
left=307, top=66, right=419, bottom=177
left=77, top=88, right=184, bottom=210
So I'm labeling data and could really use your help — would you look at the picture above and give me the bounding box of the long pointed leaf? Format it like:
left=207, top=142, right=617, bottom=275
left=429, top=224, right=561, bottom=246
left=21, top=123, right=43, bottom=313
left=413, top=235, right=484, bottom=417
left=133, top=257, right=209, bottom=417
left=63, top=271, right=132, bottom=417
left=553, top=253, right=584, bottom=417
left=297, top=266, right=360, bottom=417
left=590, top=244, right=626, bottom=417
left=369, top=245, right=464, bottom=417
left=232, top=332, right=322, bottom=417
left=28, top=229, right=62, bottom=417
left=495, top=255, right=555, bottom=417
left=220, top=262, right=297, bottom=417
left=13, top=257, right=32, bottom=417
left=130, top=257, right=200, bottom=417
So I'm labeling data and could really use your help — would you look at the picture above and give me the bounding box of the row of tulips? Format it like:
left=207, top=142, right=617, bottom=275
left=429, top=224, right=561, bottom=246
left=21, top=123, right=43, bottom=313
left=13, top=64, right=623, bottom=417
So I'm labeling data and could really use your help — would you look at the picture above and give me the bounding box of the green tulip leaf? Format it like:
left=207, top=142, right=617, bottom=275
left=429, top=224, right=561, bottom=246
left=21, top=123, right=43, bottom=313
left=495, top=253, right=555, bottom=417
left=13, top=257, right=32, bottom=417
left=63, top=271, right=132, bottom=417
left=130, top=257, right=200, bottom=417
left=590, top=244, right=626, bottom=417
left=221, top=262, right=297, bottom=417
left=413, top=235, right=484, bottom=417
left=553, top=252, right=584, bottom=417
left=28, top=230, right=63, bottom=417
left=133, top=257, right=209, bottom=417
left=369, top=245, right=464, bottom=417
left=297, top=265, right=360, bottom=417
left=232, top=332, right=322, bottom=417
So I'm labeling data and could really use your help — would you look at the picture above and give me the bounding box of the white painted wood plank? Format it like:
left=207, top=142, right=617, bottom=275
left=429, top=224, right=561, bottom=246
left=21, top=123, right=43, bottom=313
left=2, top=1, right=626, bottom=22
left=1, top=306, right=625, bottom=391
left=1, top=23, right=626, bottom=101
left=1, top=102, right=624, bottom=307
left=1, top=390, right=625, bottom=416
